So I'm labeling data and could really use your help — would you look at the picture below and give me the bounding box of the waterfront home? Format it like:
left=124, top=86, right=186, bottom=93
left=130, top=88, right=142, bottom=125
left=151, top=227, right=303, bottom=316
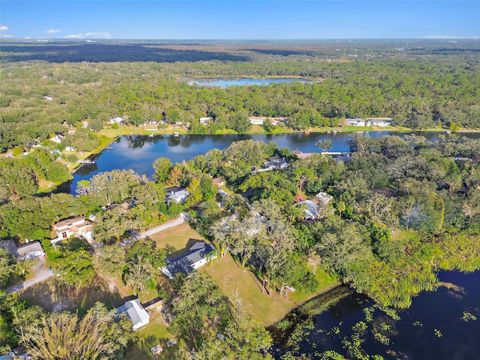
left=199, top=116, right=212, bottom=125
left=52, top=216, right=93, bottom=243
left=161, top=241, right=217, bottom=279
left=345, top=118, right=367, bottom=127
left=0, top=240, right=45, bottom=260
left=109, top=116, right=124, bottom=125
left=249, top=116, right=265, bottom=125
left=166, top=187, right=190, bottom=204
left=117, top=299, right=150, bottom=331
left=366, top=118, right=393, bottom=127
left=253, top=156, right=290, bottom=174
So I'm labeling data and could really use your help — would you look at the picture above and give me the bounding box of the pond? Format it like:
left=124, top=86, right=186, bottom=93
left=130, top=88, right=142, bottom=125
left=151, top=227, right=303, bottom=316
left=188, top=77, right=311, bottom=87
left=272, top=270, right=480, bottom=359
left=69, top=131, right=480, bottom=194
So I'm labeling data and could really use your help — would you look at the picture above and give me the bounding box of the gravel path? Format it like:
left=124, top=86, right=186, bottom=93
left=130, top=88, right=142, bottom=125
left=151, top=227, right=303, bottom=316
left=7, top=259, right=54, bottom=293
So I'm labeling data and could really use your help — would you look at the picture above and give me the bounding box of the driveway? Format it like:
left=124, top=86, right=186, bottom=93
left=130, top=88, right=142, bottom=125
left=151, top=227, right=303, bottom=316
left=7, top=259, right=54, bottom=293
left=140, top=212, right=187, bottom=238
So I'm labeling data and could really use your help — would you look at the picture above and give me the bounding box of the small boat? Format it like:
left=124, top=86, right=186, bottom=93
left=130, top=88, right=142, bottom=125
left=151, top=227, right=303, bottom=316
left=173, top=132, right=179, bottom=137
left=148, top=134, right=154, bottom=138
left=106, top=146, right=114, bottom=150
left=79, top=159, right=95, bottom=164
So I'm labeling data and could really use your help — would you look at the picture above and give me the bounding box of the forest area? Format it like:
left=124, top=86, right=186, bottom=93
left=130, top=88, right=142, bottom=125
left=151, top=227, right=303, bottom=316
left=1, top=40, right=480, bottom=152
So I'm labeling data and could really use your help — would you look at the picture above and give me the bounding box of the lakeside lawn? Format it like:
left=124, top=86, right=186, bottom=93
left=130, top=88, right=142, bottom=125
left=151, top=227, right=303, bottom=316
left=150, top=222, right=339, bottom=326
left=203, top=253, right=339, bottom=326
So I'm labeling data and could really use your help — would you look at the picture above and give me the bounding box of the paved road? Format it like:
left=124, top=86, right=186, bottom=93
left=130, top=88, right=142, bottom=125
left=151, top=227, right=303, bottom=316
left=140, top=212, right=187, bottom=238
left=7, top=260, right=54, bottom=293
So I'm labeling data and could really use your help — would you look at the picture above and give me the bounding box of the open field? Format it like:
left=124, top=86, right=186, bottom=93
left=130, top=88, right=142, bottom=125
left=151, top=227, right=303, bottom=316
left=149, top=222, right=204, bottom=251
left=204, top=254, right=339, bottom=326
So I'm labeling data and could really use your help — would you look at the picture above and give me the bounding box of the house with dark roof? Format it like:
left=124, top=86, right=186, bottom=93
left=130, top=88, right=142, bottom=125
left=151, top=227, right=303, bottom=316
left=161, top=241, right=217, bottom=279
left=0, top=240, right=45, bottom=260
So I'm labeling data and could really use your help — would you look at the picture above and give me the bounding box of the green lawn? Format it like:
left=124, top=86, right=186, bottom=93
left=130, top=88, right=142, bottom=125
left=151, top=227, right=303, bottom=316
left=125, top=311, right=186, bottom=360
left=149, top=222, right=205, bottom=251
left=203, top=254, right=339, bottom=326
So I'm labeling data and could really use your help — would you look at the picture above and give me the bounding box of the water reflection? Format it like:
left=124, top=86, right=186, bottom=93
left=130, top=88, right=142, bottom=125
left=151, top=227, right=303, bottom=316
left=69, top=132, right=480, bottom=194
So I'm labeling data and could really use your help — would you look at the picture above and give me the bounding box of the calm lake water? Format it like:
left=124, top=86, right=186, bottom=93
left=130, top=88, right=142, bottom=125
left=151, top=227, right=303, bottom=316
left=189, top=77, right=310, bottom=87
left=272, top=270, right=480, bottom=359
left=70, top=131, right=480, bottom=194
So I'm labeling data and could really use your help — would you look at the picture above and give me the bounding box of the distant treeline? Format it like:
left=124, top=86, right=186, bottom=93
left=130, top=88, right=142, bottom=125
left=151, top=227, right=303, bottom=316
left=1, top=44, right=480, bottom=151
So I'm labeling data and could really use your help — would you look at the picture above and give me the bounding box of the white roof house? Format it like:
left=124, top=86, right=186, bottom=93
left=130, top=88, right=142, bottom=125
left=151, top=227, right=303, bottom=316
left=117, top=299, right=150, bottom=331
left=50, top=134, right=65, bottom=144
left=109, top=116, right=124, bottom=124
left=346, top=118, right=367, bottom=127
left=252, top=156, right=289, bottom=174
left=298, top=200, right=321, bottom=220
left=199, top=117, right=212, bottom=125
left=166, top=188, right=190, bottom=204
left=366, top=118, right=393, bottom=127
left=44, top=95, right=53, bottom=101
left=249, top=116, right=265, bottom=125
left=316, top=192, right=333, bottom=206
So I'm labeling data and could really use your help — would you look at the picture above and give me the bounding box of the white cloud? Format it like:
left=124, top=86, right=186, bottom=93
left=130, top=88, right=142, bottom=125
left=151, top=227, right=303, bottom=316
left=0, top=25, right=8, bottom=32
left=64, top=32, right=111, bottom=39
left=0, top=34, right=13, bottom=38
left=46, top=28, right=62, bottom=34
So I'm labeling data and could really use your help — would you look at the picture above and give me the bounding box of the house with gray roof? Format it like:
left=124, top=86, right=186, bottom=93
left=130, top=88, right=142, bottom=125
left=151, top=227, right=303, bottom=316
left=161, top=241, right=217, bottom=279
left=0, top=240, right=45, bottom=260
left=166, top=187, right=190, bottom=204
left=117, top=299, right=150, bottom=331
left=298, top=200, right=321, bottom=220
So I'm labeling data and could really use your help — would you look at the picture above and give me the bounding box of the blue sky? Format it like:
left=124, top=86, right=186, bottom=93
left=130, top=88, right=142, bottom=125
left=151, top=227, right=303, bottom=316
left=1, top=1, right=479, bottom=39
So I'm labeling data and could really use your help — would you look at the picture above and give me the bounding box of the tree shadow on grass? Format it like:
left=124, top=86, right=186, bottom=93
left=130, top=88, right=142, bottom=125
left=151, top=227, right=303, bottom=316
left=19, top=276, right=124, bottom=314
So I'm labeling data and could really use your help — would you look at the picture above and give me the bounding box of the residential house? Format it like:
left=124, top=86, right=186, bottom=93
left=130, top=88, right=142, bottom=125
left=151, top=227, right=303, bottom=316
left=52, top=216, right=93, bottom=243
left=0, top=239, right=45, bottom=260
left=249, top=116, right=264, bottom=125
left=315, top=191, right=333, bottom=206
left=161, top=241, right=217, bottom=279
left=199, top=117, right=212, bottom=125
left=298, top=200, right=321, bottom=220
left=109, top=116, right=124, bottom=125
left=166, top=187, right=190, bottom=204
left=252, top=156, right=289, bottom=174
left=50, top=133, right=65, bottom=144
left=117, top=299, right=150, bottom=331
left=345, top=118, right=367, bottom=127
left=64, top=146, right=76, bottom=152
left=366, top=118, right=393, bottom=127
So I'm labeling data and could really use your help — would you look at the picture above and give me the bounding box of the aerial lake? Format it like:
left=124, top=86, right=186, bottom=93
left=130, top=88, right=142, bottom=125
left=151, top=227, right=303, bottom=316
left=188, top=77, right=310, bottom=87
left=70, top=131, right=480, bottom=194
left=272, top=270, right=480, bottom=359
